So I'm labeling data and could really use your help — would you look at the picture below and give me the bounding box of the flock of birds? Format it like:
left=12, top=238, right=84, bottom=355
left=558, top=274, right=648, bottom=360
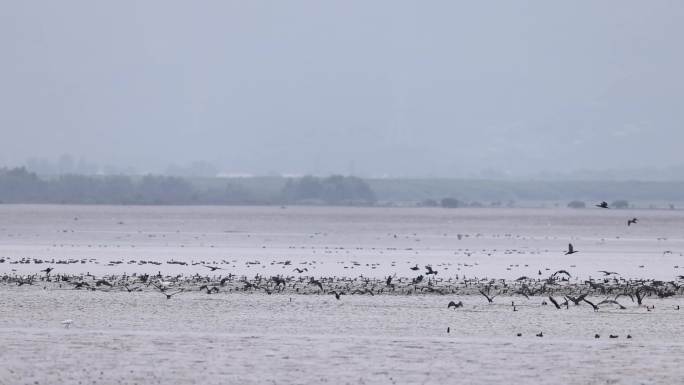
left=1, top=201, right=682, bottom=339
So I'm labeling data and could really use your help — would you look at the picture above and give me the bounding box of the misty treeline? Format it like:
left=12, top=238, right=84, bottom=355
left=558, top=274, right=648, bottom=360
left=2, top=167, right=684, bottom=207
left=0, top=167, right=376, bottom=205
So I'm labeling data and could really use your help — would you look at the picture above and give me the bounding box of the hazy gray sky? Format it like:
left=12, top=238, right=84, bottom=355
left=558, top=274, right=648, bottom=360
left=1, top=1, right=683, bottom=177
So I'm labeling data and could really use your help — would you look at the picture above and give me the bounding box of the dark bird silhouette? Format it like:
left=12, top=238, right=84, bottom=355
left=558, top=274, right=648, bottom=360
left=412, top=275, right=424, bottom=284
left=583, top=298, right=600, bottom=312
left=293, top=268, right=308, bottom=273
left=598, top=299, right=626, bottom=309
left=71, top=282, right=89, bottom=289
left=308, top=279, right=324, bottom=291
left=595, top=334, right=600, bottom=339
left=203, top=265, right=223, bottom=271
left=163, top=290, right=184, bottom=299
left=609, top=335, right=618, bottom=339
left=627, top=218, right=638, bottom=226
left=447, top=301, right=463, bottom=309
left=551, top=270, right=571, bottom=278
left=41, top=267, right=54, bottom=274
left=536, top=332, right=543, bottom=337
left=386, top=275, right=393, bottom=287
left=548, top=296, right=561, bottom=309
left=596, top=201, right=609, bottom=209
left=124, top=285, right=140, bottom=292
left=330, top=291, right=344, bottom=300
left=425, top=265, right=438, bottom=275
left=598, top=270, right=619, bottom=276
left=565, top=243, right=578, bottom=255
left=410, top=264, right=420, bottom=271
left=479, top=290, right=497, bottom=303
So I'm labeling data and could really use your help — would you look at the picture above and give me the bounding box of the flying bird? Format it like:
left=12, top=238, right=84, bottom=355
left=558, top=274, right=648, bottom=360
left=203, top=265, right=223, bottom=271
left=447, top=301, right=463, bottom=309
left=596, top=201, right=609, bottom=209
left=565, top=244, right=578, bottom=255
left=162, top=290, right=184, bottom=299
left=597, top=299, right=626, bottom=310
left=330, top=291, right=344, bottom=300
left=548, top=296, right=561, bottom=309
left=425, top=265, right=438, bottom=275
left=565, top=294, right=587, bottom=305
left=551, top=270, right=571, bottom=278
left=627, top=218, right=638, bottom=226
left=582, top=298, right=600, bottom=312
left=479, top=290, right=497, bottom=303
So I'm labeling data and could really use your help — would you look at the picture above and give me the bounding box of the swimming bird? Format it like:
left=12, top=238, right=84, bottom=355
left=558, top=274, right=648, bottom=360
left=565, top=243, right=578, bottom=255
left=609, top=335, right=618, bottom=339
left=596, top=201, right=609, bottom=209
left=594, top=334, right=600, bottom=339
left=536, top=332, right=543, bottom=337
left=627, top=218, right=638, bottom=226
left=447, top=301, right=463, bottom=309
left=410, top=264, right=420, bottom=271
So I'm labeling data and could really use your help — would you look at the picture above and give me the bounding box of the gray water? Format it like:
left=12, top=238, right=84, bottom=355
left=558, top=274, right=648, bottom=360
left=1, top=205, right=683, bottom=384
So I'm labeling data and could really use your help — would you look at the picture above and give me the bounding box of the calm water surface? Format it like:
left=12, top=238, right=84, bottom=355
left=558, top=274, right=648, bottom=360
left=1, top=205, right=683, bottom=384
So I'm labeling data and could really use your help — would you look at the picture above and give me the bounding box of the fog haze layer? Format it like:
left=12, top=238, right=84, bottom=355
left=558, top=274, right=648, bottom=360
left=1, top=1, right=683, bottom=177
